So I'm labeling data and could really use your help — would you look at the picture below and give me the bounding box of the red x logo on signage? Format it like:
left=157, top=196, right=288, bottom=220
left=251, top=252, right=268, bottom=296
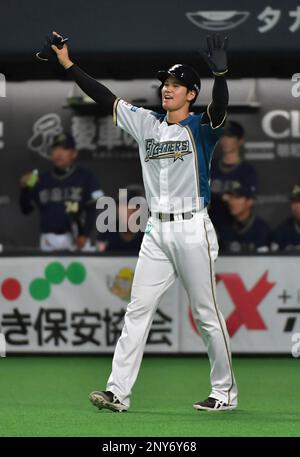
left=189, top=272, right=275, bottom=337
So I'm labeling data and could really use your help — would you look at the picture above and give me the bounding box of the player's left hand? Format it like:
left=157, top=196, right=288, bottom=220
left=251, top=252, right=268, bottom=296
left=75, top=235, right=88, bottom=250
left=199, top=34, right=229, bottom=75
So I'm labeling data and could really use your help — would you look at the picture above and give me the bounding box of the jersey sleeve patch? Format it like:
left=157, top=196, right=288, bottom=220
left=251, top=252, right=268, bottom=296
left=114, top=99, right=151, bottom=143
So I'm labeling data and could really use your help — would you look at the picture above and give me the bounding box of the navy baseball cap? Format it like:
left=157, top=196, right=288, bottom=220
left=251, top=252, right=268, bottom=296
left=222, top=121, right=245, bottom=139
left=51, top=133, right=76, bottom=150
left=290, top=185, right=300, bottom=202
left=156, top=64, right=201, bottom=96
left=227, top=181, right=257, bottom=198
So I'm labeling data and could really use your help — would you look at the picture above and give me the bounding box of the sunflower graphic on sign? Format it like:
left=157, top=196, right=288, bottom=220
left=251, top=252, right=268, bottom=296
left=107, top=267, right=134, bottom=301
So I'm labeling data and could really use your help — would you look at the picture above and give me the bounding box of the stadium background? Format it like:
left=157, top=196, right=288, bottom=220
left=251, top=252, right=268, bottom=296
left=0, top=0, right=300, bottom=439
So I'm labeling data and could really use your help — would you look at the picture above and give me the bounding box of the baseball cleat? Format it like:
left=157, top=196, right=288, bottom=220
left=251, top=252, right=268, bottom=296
left=193, top=397, right=236, bottom=412
left=89, top=390, right=128, bottom=412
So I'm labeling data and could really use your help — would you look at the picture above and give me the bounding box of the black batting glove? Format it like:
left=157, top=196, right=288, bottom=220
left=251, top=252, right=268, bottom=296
left=199, top=34, right=229, bottom=76
left=36, top=34, right=69, bottom=61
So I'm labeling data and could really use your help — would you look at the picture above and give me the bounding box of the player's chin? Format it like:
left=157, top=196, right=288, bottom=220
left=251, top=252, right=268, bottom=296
left=162, top=100, right=176, bottom=111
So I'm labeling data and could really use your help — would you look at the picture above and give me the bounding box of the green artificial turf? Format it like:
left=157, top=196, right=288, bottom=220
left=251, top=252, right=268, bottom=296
left=0, top=356, right=299, bottom=437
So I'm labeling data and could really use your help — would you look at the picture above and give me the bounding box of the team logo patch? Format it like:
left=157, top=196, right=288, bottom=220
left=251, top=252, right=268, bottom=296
left=145, top=222, right=153, bottom=233
left=145, top=139, right=192, bottom=162
left=122, top=101, right=139, bottom=112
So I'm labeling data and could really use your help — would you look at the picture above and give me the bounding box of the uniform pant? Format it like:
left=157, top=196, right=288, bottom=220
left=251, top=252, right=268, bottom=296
left=40, top=233, right=95, bottom=252
left=40, top=233, right=74, bottom=251
left=106, top=208, right=238, bottom=407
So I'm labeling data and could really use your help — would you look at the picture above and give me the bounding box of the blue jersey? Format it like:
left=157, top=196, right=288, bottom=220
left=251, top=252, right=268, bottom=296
left=219, top=215, right=270, bottom=253
left=20, top=165, right=103, bottom=235
left=209, top=159, right=258, bottom=231
left=271, top=217, right=300, bottom=251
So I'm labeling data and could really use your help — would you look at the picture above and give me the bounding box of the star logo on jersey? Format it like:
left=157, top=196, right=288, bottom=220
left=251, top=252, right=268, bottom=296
left=173, top=151, right=185, bottom=162
left=145, top=139, right=192, bottom=161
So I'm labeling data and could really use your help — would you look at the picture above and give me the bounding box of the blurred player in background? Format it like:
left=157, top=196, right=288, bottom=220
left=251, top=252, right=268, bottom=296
left=271, top=184, right=300, bottom=251
left=19, top=133, right=103, bottom=251
left=218, top=180, right=270, bottom=253
left=97, top=185, right=145, bottom=254
left=209, top=121, right=258, bottom=234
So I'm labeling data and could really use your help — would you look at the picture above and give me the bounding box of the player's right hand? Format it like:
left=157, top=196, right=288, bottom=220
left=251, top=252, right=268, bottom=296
left=51, top=31, right=74, bottom=69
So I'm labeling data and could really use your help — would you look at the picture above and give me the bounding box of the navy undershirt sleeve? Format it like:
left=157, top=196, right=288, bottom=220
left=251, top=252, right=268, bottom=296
left=66, top=64, right=117, bottom=115
left=202, top=75, right=228, bottom=127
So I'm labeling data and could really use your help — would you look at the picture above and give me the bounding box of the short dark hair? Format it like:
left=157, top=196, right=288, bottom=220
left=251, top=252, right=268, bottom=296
left=222, top=120, right=245, bottom=139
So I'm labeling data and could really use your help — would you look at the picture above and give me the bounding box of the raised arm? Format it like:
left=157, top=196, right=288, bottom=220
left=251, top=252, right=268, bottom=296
left=200, top=34, right=229, bottom=128
left=19, top=173, right=38, bottom=215
left=50, top=32, right=116, bottom=115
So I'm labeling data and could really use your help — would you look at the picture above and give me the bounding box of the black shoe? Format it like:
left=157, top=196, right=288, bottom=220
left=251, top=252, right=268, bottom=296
left=89, top=390, right=128, bottom=412
left=193, top=396, right=236, bottom=411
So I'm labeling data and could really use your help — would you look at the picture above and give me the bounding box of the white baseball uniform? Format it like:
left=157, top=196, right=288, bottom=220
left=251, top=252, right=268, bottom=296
left=106, top=99, right=238, bottom=408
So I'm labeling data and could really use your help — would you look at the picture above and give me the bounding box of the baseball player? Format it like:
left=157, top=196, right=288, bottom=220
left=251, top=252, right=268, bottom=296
left=49, top=31, right=238, bottom=411
left=20, top=133, right=103, bottom=251
left=218, top=181, right=271, bottom=253
left=209, top=121, right=258, bottom=234
left=271, top=184, right=300, bottom=251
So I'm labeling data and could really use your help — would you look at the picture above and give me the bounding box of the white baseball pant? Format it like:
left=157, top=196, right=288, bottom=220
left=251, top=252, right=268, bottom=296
left=106, top=208, right=238, bottom=407
left=40, top=233, right=95, bottom=252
